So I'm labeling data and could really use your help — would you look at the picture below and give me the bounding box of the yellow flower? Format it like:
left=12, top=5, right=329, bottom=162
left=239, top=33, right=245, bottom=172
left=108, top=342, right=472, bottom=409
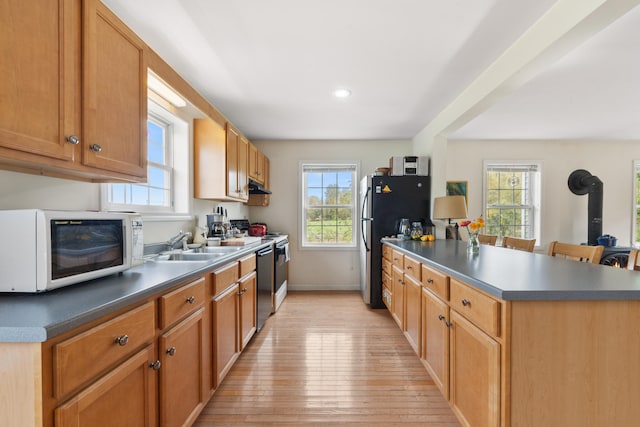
left=469, top=222, right=479, bottom=232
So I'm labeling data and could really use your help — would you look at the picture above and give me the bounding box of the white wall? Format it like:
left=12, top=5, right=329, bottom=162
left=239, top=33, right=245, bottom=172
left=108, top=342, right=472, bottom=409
left=446, top=139, right=640, bottom=249
left=0, top=171, right=249, bottom=245
left=251, top=139, right=413, bottom=290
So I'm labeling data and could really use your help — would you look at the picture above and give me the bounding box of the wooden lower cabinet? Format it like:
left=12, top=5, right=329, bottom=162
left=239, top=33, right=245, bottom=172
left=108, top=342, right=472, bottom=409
left=391, top=265, right=405, bottom=329
left=158, top=308, right=206, bottom=427
left=212, top=283, right=240, bottom=388
left=55, top=345, right=157, bottom=427
left=449, top=310, right=501, bottom=427
left=403, top=273, right=422, bottom=355
left=239, top=272, right=257, bottom=349
left=421, top=287, right=449, bottom=399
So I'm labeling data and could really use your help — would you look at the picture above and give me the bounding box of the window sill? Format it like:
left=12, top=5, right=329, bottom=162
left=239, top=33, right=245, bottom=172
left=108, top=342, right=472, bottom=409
left=142, top=213, right=194, bottom=222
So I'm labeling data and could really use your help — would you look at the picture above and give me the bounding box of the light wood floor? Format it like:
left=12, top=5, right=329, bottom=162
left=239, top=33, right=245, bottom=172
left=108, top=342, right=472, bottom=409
left=194, top=291, right=461, bottom=426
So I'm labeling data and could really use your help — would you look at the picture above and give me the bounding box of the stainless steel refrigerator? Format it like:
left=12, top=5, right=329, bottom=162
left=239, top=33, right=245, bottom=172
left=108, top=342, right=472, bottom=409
left=360, top=175, right=431, bottom=308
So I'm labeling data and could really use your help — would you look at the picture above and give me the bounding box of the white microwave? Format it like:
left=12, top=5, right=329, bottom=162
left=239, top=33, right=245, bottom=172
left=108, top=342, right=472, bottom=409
left=0, top=210, right=143, bottom=293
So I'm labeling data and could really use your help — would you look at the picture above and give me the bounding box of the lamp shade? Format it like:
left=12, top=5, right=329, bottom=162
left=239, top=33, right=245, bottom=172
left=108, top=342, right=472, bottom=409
left=433, top=196, right=467, bottom=220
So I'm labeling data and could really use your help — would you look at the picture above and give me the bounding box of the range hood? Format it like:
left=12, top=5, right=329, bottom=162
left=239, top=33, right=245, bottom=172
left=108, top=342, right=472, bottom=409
left=248, top=179, right=271, bottom=195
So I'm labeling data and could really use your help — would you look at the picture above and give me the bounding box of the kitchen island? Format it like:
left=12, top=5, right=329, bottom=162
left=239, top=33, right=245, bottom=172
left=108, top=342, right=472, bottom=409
left=0, top=241, right=271, bottom=427
left=383, top=239, right=640, bottom=427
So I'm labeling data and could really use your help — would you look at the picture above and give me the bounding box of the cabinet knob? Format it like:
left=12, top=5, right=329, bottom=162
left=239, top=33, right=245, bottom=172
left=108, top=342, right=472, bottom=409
left=89, top=143, right=102, bottom=152
left=445, top=321, right=452, bottom=328
left=149, top=360, right=162, bottom=370
left=407, top=265, right=412, bottom=270
left=114, top=334, right=129, bottom=346
left=461, top=299, right=471, bottom=307
left=186, top=296, right=196, bottom=304
left=166, top=347, right=177, bottom=356
left=438, top=314, right=445, bottom=321
left=66, top=135, right=80, bottom=145
left=427, top=278, right=434, bottom=283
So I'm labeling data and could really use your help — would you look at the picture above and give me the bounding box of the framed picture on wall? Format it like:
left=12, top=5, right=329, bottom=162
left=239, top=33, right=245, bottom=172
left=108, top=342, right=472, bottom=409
left=446, top=181, right=468, bottom=206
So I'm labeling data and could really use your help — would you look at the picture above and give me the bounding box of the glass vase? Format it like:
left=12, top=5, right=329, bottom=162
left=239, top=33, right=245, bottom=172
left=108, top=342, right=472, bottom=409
left=467, top=232, right=480, bottom=255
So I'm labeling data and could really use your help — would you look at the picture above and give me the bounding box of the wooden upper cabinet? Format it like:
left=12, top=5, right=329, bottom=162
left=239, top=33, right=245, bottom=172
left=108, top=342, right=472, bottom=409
left=0, top=0, right=147, bottom=182
left=225, top=123, right=248, bottom=202
left=0, top=0, right=80, bottom=162
left=248, top=142, right=265, bottom=185
left=194, top=117, right=227, bottom=200
left=82, top=0, right=147, bottom=178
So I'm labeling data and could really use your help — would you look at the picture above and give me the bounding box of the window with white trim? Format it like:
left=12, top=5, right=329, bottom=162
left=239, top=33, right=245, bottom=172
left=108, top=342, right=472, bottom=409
left=483, top=162, right=541, bottom=241
left=301, top=163, right=358, bottom=248
left=103, top=100, right=188, bottom=214
left=633, top=160, right=640, bottom=247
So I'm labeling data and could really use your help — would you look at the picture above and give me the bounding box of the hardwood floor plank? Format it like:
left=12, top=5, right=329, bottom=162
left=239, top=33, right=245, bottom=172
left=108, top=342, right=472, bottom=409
left=193, top=291, right=460, bottom=426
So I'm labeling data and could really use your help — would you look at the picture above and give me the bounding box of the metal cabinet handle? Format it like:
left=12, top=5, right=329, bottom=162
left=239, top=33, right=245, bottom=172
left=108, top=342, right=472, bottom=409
left=114, top=335, right=129, bottom=346
left=445, top=321, right=452, bottom=328
left=427, top=278, right=434, bottom=283
left=462, top=299, right=471, bottom=307
left=166, top=347, right=177, bottom=356
left=407, top=265, right=413, bottom=270
left=89, top=143, right=102, bottom=152
left=149, top=360, right=161, bottom=370
left=66, top=135, right=80, bottom=145
left=438, top=314, right=445, bottom=321
left=186, top=296, right=196, bottom=304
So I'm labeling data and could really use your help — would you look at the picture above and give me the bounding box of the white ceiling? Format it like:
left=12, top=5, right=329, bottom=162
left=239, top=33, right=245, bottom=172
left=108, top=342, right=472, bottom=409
left=102, top=0, right=639, bottom=141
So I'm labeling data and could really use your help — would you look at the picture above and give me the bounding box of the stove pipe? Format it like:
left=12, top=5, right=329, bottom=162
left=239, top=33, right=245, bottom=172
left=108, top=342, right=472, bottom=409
left=568, top=169, right=603, bottom=246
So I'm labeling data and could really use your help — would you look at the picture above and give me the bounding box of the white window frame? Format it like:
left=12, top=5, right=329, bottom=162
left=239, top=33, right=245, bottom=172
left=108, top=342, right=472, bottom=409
left=299, top=161, right=359, bottom=250
left=101, top=99, right=189, bottom=217
left=632, top=160, right=640, bottom=247
left=483, top=161, right=541, bottom=243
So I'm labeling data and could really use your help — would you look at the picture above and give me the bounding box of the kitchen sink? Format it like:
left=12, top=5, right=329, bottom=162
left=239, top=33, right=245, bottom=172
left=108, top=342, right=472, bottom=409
left=153, top=245, right=245, bottom=262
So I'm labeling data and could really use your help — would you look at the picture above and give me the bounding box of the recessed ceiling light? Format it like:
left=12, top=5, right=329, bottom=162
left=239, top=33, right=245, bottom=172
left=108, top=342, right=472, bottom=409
left=333, top=88, right=352, bottom=98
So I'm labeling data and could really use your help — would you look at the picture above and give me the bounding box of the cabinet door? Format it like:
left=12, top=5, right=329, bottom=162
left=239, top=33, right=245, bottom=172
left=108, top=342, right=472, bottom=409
left=237, top=135, right=249, bottom=200
left=391, top=265, right=404, bottom=329
left=82, top=0, right=147, bottom=179
left=0, top=0, right=80, bottom=162
left=450, top=310, right=501, bottom=427
left=55, top=345, right=157, bottom=427
left=226, top=124, right=240, bottom=199
left=238, top=272, right=257, bottom=349
left=213, top=283, right=240, bottom=388
left=422, top=288, right=449, bottom=399
left=194, top=117, right=227, bottom=199
left=248, top=142, right=259, bottom=182
left=159, top=309, right=205, bottom=427
left=404, top=274, right=421, bottom=355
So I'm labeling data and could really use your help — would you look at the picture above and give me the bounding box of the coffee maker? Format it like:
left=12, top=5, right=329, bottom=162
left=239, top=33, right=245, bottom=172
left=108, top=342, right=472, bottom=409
left=206, top=213, right=226, bottom=238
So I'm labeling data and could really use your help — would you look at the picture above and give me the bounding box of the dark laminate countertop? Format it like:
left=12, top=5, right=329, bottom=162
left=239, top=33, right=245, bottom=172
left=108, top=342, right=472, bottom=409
left=384, top=238, right=640, bottom=301
left=0, top=241, right=272, bottom=343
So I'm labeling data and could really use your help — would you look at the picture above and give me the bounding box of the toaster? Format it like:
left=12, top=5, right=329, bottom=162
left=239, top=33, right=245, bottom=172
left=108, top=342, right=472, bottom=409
left=248, top=224, right=267, bottom=236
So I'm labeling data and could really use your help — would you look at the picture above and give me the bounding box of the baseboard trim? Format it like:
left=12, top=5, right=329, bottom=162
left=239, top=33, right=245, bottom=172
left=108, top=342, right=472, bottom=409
left=288, top=283, right=360, bottom=292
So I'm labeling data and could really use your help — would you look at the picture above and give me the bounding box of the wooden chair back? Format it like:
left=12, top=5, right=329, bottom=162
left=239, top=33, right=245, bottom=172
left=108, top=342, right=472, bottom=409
left=478, top=234, right=498, bottom=246
left=547, top=241, right=604, bottom=264
left=502, top=236, right=536, bottom=252
left=627, top=249, right=640, bottom=271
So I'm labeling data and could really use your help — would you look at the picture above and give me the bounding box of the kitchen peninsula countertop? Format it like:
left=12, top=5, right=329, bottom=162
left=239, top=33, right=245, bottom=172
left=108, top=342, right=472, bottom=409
left=384, top=238, right=640, bottom=301
left=0, top=241, right=272, bottom=343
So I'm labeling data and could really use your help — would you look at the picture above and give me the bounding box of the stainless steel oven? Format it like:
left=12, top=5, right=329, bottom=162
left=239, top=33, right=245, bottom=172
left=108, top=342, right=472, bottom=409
left=274, top=239, right=289, bottom=311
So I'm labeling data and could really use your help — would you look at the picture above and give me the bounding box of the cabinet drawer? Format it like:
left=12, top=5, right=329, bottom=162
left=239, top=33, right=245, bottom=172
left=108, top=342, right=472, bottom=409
left=392, top=249, right=404, bottom=269
left=422, top=264, right=449, bottom=301
left=450, top=278, right=501, bottom=337
left=239, top=253, right=256, bottom=278
left=159, top=277, right=206, bottom=330
left=382, top=244, right=393, bottom=261
left=212, top=262, right=239, bottom=296
left=53, top=301, right=156, bottom=399
left=382, top=271, right=392, bottom=292
left=382, top=258, right=392, bottom=276
left=404, top=256, right=421, bottom=282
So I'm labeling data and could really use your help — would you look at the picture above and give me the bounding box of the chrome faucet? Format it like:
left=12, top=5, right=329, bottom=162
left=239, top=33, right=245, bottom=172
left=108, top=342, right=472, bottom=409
left=166, top=230, right=192, bottom=250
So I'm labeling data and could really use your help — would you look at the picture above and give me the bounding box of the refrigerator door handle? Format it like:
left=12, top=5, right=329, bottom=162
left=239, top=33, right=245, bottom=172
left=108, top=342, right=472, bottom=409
left=360, top=185, right=372, bottom=252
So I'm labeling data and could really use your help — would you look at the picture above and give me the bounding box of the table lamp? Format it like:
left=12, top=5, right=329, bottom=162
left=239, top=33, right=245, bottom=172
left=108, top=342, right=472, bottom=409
left=433, top=196, right=468, bottom=240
